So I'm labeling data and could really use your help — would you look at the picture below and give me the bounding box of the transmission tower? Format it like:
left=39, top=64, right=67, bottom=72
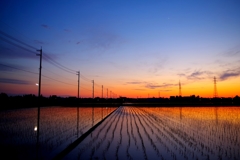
left=179, top=80, right=182, bottom=97
left=214, top=76, right=218, bottom=98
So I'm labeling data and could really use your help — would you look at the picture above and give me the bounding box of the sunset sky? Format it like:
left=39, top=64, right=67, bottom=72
left=0, top=0, right=240, bottom=98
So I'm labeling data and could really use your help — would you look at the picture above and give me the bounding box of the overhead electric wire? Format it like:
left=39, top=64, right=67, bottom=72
left=43, top=54, right=77, bottom=74
left=42, top=74, right=76, bottom=86
left=0, top=29, right=77, bottom=75
left=0, top=63, right=38, bottom=75
left=0, top=36, right=37, bottom=55
left=42, top=67, right=76, bottom=82
left=0, top=30, right=37, bottom=50
left=80, top=86, right=92, bottom=91
left=0, top=28, right=115, bottom=95
left=94, top=83, right=102, bottom=88
left=0, top=64, right=76, bottom=86
left=80, top=73, right=92, bottom=82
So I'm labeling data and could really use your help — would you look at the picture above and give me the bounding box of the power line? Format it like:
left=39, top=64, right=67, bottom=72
left=80, top=73, right=92, bottom=82
left=0, top=63, right=38, bottom=75
left=0, top=63, right=76, bottom=86
left=0, top=36, right=36, bottom=55
left=0, top=30, right=114, bottom=97
left=42, top=54, right=76, bottom=74
left=0, top=30, right=37, bottom=50
left=42, top=67, right=75, bottom=81
left=0, top=29, right=76, bottom=75
left=42, top=75, right=76, bottom=86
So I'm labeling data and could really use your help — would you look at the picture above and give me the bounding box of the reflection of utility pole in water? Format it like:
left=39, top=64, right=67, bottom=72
left=215, top=107, right=218, bottom=125
left=36, top=47, right=42, bottom=159
left=91, top=107, right=94, bottom=137
left=92, top=107, right=94, bottom=127
left=179, top=107, right=182, bottom=120
left=102, top=85, right=103, bottom=120
left=91, top=80, right=94, bottom=137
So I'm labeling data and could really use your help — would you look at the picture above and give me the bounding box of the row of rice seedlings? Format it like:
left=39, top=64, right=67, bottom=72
left=125, top=108, right=133, bottom=160
left=133, top=107, right=164, bottom=160
left=129, top=107, right=138, bottom=149
left=138, top=107, right=198, bottom=159
left=172, top=107, right=240, bottom=159
left=89, top=110, right=120, bottom=159
left=0, top=106, right=117, bottom=159
left=137, top=107, right=178, bottom=160
left=114, top=107, right=125, bottom=160
left=131, top=107, right=148, bottom=160
left=150, top=107, right=216, bottom=159
left=140, top=107, right=240, bottom=160
left=101, top=109, right=122, bottom=160
left=73, top=107, right=120, bottom=159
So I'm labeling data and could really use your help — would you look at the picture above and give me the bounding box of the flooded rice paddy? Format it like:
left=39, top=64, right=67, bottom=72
left=65, top=106, right=240, bottom=160
left=0, top=106, right=239, bottom=160
left=0, top=106, right=116, bottom=159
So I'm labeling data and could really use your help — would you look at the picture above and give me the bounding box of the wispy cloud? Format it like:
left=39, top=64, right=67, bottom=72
left=158, top=83, right=178, bottom=88
left=179, top=70, right=213, bottom=81
left=161, top=89, right=172, bottom=92
left=222, top=44, right=240, bottom=57
left=219, top=68, right=240, bottom=81
left=75, top=28, right=124, bottom=55
left=125, top=81, right=177, bottom=90
left=220, top=72, right=240, bottom=81
left=145, top=83, right=162, bottom=89
left=34, top=40, right=45, bottom=45
left=41, top=24, right=49, bottom=29
left=134, top=88, right=146, bottom=91
left=0, top=78, right=31, bottom=85
left=64, top=29, right=71, bottom=32
left=125, top=81, right=144, bottom=85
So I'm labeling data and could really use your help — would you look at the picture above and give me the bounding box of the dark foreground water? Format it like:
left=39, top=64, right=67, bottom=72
left=0, top=106, right=239, bottom=160
left=0, top=106, right=116, bottom=159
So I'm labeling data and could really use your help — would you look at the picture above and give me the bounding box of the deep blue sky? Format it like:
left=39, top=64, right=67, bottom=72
left=0, top=0, right=240, bottom=97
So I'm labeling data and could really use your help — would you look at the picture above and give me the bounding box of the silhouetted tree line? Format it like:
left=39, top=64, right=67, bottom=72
left=123, top=95, right=240, bottom=106
left=0, top=93, right=123, bottom=110
left=0, top=93, right=239, bottom=110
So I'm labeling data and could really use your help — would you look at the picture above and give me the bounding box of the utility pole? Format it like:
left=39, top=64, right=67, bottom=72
left=77, top=71, right=80, bottom=98
left=92, top=80, right=94, bottom=99
left=36, top=47, right=42, bottom=157
left=102, top=85, right=103, bottom=98
left=36, top=47, right=42, bottom=99
left=214, top=76, right=218, bottom=98
left=107, top=88, right=108, bottom=98
left=179, top=80, right=182, bottom=97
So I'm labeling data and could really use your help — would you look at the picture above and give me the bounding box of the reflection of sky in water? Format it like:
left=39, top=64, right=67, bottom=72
left=0, top=106, right=116, bottom=159
left=0, top=106, right=239, bottom=159
left=66, top=106, right=240, bottom=160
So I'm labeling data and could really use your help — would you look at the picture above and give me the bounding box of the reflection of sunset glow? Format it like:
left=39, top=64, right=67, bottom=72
left=155, top=107, right=240, bottom=123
